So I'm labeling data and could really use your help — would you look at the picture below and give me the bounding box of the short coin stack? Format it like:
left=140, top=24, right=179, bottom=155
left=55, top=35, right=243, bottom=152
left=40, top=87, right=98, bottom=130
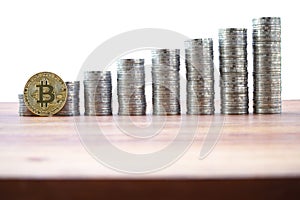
left=152, top=49, right=181, bottom=115
left=185, top=38, right=215, bottom=115
left=56, top=81, right=80, bottom=116
left=84, top=71, right=112, bottom=116
left=18, top=94, right=35, bottom=116
left=253, top=17, right=281, bottom=114
left=117, top=59, right=146, bottom=115
left=219, top=28, right=249, bottom=114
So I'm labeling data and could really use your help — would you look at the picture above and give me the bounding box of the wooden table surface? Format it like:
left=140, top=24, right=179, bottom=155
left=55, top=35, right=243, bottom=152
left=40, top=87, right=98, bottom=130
left=1, top=101, right=300, bottom=199
left=1, top=101, right=300, bottom=179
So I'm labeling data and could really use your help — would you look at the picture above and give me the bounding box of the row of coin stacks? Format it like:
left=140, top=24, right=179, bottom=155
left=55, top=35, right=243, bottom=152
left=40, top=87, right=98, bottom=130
left=19, top=17, right=281, bottom=116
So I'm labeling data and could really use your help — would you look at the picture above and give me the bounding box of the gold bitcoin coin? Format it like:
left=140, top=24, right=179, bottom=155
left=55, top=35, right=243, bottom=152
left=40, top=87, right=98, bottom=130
left=23, top=72, right=68, bottom=116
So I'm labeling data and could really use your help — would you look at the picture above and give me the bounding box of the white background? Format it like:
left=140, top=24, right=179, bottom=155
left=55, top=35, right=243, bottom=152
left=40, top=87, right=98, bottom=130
left=0, top=0, right=298, bottom=102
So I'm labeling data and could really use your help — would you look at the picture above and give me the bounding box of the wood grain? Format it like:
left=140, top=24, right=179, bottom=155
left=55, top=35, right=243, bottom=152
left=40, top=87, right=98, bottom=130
left=0, top=101, right=300, bottom=179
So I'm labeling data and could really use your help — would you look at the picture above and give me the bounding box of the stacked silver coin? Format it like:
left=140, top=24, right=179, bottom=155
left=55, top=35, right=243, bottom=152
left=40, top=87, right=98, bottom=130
left=56, top=81, right=80, bottom=116
left=18, top=94, right=35, bottom=116
left=152, top=49, right=181, bottom=115
left=117, top=59, right=146, bottom=115
left=185, top=38, right=215, bottom=115
left=219, top=28, right=249, bottom=114
left=253, top=17, right=281, bottom=114
left=84, top=71, right=112, bottom=116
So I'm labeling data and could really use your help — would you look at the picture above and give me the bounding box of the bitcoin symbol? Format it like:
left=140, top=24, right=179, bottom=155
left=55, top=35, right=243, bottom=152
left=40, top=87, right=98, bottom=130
left=36, top=80, right=55, bottom=107
left=24, top=72, right=67, bottom=116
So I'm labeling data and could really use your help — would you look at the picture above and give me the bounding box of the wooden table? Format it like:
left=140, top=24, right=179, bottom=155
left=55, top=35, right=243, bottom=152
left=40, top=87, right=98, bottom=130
left=1, top=101, right=300, bottom=199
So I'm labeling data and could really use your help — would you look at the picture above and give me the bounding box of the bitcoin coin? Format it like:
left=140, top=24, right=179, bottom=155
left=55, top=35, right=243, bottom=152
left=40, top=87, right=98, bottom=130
left=23, top=72, right=68, bottom=116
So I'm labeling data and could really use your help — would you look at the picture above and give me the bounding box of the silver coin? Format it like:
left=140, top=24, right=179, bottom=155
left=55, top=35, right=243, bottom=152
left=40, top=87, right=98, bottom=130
left=219, top=29, right=249, bottom=115
left=252, top=17, right=282, bottom=114
left=84, top=71, right=112, bottom=116
left=117, top=59, right=146, bottom=116
left=56, top=81, right=80, bottom=116
left=185, top=39, right=215, bottom=115
left=18, top=94, right=36, bottom=116
left=152, top=48, right=181, bottom=116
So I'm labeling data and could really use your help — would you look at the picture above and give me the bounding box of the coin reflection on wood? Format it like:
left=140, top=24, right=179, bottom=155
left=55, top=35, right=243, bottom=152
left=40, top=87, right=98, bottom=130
left=23, top=72, right=68, bottom=116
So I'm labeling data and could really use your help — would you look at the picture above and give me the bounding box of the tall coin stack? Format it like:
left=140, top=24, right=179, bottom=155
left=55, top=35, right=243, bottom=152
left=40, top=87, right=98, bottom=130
left=253, top=17, right=281, bottom=114
left=84, top=71, right=112, bottom=116
left=219, top=28, right=249, bottom=114
left=152, top=49, right=181, bottom=115
left=185, top=38, right=215, bottom=115
left=117, top=59, right=146, bottom=115
left=18, top=94, right=35, bottom=116
left=56, top=81, right=80, bottom=116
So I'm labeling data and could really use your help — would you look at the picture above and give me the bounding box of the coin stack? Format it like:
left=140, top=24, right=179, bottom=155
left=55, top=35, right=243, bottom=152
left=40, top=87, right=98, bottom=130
left=219, top=28, right=249, bottom=114
left=253, top=17, right=281, bottom=114
left=117, top=59, right=146, bottom=116
left=152, top=49, right=181, bottom=115
left=56, top=81, right=80, bottom=116
left=84, top=71, right=112, bottom=116
left=18, top=94, right=35, bottom=116
left=185, top=38, right=215, bottom=115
